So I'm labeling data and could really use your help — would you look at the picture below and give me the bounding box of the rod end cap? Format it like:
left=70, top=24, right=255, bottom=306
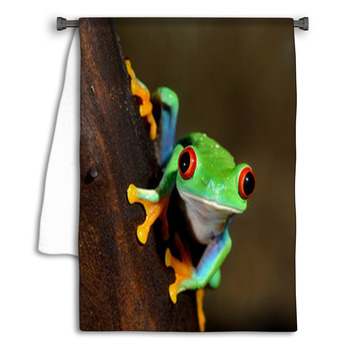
left=57, top=17, right=67, bottom=31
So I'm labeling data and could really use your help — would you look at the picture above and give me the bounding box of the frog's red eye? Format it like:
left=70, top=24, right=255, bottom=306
left=238, top=167, right=255, bottom=199
left=178, top=147, right=197, bottom=180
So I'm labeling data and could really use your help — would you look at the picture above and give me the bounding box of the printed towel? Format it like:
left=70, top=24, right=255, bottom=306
left=41, top=17, right=297, bottom=332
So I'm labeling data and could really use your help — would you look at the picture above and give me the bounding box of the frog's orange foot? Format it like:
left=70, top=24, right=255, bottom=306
left=127, top=184, right=169, bottom=245
left=125, top=59, right=157, bottom=140
left=165, top=234, right=194, bottom=304
left=165, top=235, right=206, bottom=331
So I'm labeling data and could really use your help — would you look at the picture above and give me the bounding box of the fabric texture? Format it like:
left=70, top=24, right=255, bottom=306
left=38, top=30, right=80, bottom=256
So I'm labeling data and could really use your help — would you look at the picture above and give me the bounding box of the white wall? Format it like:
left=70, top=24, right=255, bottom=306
left=1, top=1, right=349, bottom=349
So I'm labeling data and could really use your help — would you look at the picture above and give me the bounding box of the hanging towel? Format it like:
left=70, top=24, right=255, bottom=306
left=39, top=30, right=80, bottom=256
left=40, top=18, right=297, bottom=332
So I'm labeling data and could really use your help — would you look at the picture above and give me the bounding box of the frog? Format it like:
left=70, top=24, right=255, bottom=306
left=126, top=63, right=255, bottom=331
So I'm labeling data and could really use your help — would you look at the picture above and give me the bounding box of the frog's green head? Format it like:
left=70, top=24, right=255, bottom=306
left=176, top=133, right=255, bottom=214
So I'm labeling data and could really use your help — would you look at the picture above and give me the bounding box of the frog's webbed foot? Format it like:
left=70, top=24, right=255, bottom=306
left=165, top=234, right=194, bottom=303
left=165, top=234, right=206, bottom=331
left=125, top=59, right=157, bottom=140
left=127, top=184, right=169, bottom=244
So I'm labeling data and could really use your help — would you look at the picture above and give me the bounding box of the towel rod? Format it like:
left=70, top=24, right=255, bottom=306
left=57, top=17, right=309, bottom=31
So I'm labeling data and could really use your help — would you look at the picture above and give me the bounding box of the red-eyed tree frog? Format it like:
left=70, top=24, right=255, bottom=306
left=126, top=62, right=255, bottom=331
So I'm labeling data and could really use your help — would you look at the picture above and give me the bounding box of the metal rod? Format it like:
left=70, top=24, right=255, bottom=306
left=57, top=17, right=309, bottom=31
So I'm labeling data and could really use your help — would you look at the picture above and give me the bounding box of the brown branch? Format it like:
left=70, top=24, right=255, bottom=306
left=78, top=18, right=199, bottom=331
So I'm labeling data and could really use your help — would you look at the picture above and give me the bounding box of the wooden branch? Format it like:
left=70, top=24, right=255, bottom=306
left=78, top=18, right=199, bottom=331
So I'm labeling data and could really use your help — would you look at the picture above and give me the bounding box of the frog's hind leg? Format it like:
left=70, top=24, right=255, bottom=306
left=165, top=233, right=195, bottom=304
left=125, top=59, right=157, bottom=140
left=127, top=185, right=169, bottom=244
left=166, top=227, right=231, bottom=306
left=165, top=233, right=206, bottom=331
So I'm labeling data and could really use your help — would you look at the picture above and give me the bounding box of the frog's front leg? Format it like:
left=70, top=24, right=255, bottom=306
left=127, top=144, right=184, bottom=244
left=208, top=269, right=221, bottom=289
left=127, top=185, right=170, bottom=244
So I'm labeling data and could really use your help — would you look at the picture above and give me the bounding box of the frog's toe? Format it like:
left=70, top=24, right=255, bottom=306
left=145, top=113, right=157, bottom=141
left=127, top=184, right=138, bottom=204
left=169, top=277, right=188, bottom=304
left=137, top=224, right=150, bottom=245
left=165, top=247, right=172, bottom=267
left=169, top=282, right=177, bottom=304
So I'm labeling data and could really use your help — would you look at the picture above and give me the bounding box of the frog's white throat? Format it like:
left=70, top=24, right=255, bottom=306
left=178, top=190, right=242, bottom=245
